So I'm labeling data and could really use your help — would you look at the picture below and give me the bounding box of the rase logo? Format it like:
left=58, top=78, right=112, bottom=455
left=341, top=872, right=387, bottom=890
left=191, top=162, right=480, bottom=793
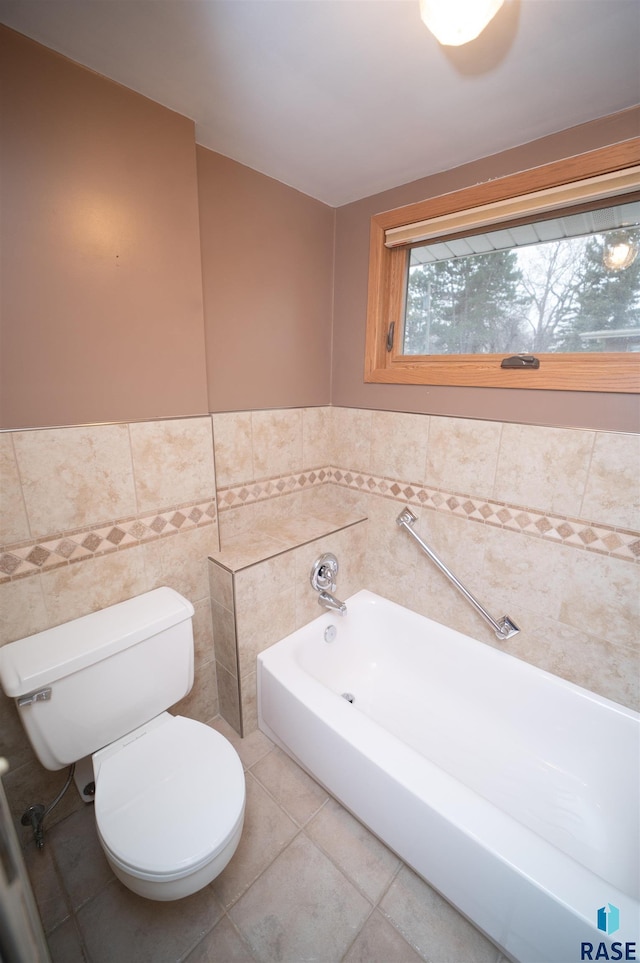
left=580, top=904, right=637, bottom=961
left=599, top=905, right=621, bottom=936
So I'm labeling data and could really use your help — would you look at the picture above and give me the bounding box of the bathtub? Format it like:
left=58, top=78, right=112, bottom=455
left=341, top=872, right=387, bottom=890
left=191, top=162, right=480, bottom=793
left=257, top=590, right=640, bottom=963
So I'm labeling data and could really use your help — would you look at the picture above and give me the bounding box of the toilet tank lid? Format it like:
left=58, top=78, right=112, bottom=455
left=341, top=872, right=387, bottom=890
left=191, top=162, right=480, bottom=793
left=0, top=588, right=194, bottom=698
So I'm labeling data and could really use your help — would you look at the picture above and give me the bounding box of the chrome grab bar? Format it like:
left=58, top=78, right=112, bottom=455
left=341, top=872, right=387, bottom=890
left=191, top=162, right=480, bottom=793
left=396, top=507, right=520, bottom=641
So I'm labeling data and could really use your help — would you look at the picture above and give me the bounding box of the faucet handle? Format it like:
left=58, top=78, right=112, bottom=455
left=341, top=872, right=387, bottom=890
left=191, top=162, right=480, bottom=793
left=310, top=553, right=339, bottom=592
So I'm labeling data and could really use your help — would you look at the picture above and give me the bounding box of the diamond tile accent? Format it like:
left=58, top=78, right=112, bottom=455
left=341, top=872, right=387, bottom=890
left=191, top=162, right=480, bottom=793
left=56, top=538, right=80, bottom=559
left=0, top=498, right=217, bottom=582
left=0, top=553, right=22, bottom=576
left=26, top=546, right=50, bottom=567
left=130, top=521, right=149, bottom=540
left=106, top=527, right=126, bottom=546
left=601, top=533, right=622, bottom=551
left=579, top=528, right=598, bottom=545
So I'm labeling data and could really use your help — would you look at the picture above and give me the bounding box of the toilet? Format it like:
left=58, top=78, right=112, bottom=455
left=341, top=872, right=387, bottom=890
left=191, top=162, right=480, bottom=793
left=0, top=587, right=245, bottom=901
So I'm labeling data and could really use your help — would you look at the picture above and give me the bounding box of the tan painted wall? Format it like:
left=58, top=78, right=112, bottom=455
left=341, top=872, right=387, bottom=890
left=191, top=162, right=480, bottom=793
left=0, top=27, right=208, bottom=429
left=331, top=109, right=640, bottom=432
left=2, top=26, right=638, bottom=433
left=197, top=147, right=334, bottom=412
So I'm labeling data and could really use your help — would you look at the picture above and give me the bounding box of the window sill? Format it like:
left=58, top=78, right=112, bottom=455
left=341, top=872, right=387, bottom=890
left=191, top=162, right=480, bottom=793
left=365, top=353, right=640, bottom=392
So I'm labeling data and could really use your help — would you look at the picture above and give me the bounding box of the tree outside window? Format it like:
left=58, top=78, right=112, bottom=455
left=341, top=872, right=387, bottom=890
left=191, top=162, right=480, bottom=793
left=404, top=226, right=640, bottom=357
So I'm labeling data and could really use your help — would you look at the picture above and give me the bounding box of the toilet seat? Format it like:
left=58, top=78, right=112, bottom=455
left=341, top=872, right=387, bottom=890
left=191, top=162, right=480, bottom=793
left=94, top=714, right=245, bottom=883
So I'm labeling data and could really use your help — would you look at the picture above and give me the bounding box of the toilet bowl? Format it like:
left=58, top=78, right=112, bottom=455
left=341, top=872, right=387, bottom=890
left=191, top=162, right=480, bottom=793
left=93, top=713, right=245, bottom=900
left=0, top=587, right=246, bottom=901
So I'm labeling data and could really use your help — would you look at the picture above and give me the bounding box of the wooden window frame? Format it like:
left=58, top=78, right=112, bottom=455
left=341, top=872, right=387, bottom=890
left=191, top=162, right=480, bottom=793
left=364, top=141, right=640, bottom=393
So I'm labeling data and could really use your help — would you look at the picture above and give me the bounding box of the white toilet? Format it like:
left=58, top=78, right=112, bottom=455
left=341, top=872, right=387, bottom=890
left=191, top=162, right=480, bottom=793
left=0, top=587, right=245, bottom=901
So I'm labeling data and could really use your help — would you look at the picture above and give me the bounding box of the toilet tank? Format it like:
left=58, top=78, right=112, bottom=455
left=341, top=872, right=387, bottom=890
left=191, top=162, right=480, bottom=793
left=0, top=588, right=195, bottom=770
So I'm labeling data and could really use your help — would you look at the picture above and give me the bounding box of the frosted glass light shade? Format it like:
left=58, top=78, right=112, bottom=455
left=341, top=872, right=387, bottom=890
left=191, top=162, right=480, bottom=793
left=419, top=0, right=505, bottom=46
left=603, top=236, right=638, bottom=272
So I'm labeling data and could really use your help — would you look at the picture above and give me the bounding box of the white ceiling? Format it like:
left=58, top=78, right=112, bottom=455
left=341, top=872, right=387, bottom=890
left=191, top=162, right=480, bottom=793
left=1, top=0, right=639, bottom=207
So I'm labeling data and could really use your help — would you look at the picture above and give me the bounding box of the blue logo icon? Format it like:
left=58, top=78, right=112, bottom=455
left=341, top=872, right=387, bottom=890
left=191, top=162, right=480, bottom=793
left=597, top=904, right=620, bottom=936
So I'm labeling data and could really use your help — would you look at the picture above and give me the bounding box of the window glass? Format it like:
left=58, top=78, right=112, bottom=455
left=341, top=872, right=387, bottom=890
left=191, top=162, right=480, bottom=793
left=403, top=200, right=640, bottom=356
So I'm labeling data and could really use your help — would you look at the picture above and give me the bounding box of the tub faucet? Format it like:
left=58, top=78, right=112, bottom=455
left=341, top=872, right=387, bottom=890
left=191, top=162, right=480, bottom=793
left=310, top=553, right=348, bottom=616
left=318, top=590, right=347, bottom=616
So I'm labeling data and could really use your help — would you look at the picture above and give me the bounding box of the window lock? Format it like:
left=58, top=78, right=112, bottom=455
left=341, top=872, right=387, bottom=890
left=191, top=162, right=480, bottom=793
left=500, top=355, right=540, bottom=369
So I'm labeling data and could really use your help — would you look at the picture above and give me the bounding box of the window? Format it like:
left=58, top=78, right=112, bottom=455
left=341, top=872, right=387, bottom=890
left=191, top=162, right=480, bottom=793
left=364, top=142, right=640, bottom=392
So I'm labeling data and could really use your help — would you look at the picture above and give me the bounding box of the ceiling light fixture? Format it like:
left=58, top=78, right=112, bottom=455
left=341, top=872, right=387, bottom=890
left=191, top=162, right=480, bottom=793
left=602, top=234, right=639, bottom=272
left=419, top=0, right=504, bottom=46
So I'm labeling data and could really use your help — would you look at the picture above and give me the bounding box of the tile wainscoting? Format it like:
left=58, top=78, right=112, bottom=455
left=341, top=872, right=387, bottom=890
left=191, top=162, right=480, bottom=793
left=1, top=406, right=638, bottom=833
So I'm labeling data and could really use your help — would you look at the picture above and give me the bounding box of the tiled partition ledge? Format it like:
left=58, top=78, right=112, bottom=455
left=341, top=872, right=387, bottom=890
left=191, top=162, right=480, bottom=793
left=208, top=508, right=367, bottom=736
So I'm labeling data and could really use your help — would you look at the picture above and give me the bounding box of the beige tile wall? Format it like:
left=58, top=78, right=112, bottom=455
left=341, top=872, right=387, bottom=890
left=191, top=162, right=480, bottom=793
left=212, top=407, right=335, bottom=539
left=330, top=407, right=640, bottom=711
left=1, top=404, right=638, bottom=831
left=0, top=416, right=220, bottom=835
left=214, top=406, right=639, bottom=712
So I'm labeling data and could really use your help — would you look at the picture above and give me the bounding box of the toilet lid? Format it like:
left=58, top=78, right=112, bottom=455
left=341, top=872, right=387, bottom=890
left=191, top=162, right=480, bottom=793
left=94, top=716, right=245, bottom=882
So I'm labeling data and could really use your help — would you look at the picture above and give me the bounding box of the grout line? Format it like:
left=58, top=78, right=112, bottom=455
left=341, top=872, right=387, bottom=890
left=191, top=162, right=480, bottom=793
left=579, top=428, right=598, bottom=521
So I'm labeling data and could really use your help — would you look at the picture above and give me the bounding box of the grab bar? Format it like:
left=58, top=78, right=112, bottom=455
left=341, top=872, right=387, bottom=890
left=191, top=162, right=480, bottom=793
left=396, top=507, right=520, bottom=641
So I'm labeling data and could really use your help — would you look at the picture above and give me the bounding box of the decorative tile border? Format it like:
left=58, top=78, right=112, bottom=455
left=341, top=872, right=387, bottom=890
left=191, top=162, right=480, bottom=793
left=216, top=468, right=331, bottom=509
left=331, top=467, right=640, bottom=563
left=0, top=500, right=217, bottom=582
left=218, top=466, right=640, bottom=564
left=3, top=460, right=638, bottom=585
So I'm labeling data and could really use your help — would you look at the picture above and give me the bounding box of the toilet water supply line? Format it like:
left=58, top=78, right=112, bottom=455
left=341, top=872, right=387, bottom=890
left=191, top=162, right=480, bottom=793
left=396, top=507, right=520, bottom=640
left=21, top=763, right=75, bottom=849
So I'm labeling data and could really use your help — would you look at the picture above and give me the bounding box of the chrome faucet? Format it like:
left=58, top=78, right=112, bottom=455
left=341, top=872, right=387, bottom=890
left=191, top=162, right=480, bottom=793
left=310, top=553, right=347, bottom=616
left=317, top=590, right=347, bottom=616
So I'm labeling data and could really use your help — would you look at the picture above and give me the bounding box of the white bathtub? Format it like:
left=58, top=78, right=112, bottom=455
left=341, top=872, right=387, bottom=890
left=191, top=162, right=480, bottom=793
left=258, top=590, right=640, bottom=963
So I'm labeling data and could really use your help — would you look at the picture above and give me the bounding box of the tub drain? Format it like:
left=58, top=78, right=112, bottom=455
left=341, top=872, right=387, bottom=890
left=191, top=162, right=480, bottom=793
left=342, top=692, right=355, bottom=704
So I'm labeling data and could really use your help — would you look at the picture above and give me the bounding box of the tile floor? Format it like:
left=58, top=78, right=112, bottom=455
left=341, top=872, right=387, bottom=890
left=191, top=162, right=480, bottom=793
left=24, top=718, right=509, bottom=963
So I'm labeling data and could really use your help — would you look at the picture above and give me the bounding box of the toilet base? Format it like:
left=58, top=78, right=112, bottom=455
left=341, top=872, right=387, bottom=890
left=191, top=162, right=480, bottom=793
left=103, top=814, right=244, bottom=901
